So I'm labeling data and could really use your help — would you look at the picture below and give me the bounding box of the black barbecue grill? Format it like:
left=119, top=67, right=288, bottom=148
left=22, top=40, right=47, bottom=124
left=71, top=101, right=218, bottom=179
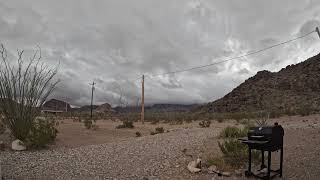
left=239, top=122, right=284, bottom=180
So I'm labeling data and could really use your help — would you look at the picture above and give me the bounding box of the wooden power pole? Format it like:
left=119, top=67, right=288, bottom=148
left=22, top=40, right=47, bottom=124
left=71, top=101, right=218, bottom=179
left=316, top=27, right=320, bottom=39
left=141, top=75, right=145, bottom=124
left=90, top=81, right=96, bottom=120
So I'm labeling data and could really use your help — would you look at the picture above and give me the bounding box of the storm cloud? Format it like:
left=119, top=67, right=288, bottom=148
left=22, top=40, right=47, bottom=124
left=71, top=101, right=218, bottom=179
left=1, top=0, right=319, bottom=106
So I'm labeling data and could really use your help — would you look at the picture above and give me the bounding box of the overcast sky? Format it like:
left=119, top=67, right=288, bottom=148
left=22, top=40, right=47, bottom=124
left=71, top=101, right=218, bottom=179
left=1, top=0, right=320, bottom=107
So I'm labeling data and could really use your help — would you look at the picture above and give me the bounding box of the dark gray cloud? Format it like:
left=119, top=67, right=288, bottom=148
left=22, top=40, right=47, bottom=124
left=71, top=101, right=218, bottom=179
left=1, top=0, right=319, bottom=106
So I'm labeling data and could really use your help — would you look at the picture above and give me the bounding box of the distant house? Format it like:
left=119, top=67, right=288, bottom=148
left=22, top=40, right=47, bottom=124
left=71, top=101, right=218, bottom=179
left=41, top=99, right=71, bottom=115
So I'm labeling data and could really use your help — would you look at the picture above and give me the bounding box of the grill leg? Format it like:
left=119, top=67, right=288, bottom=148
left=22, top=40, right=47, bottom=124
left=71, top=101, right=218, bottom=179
left=267, top=151, right=271, bottom=180
left=261, top=150, right=266, bottom=169
left=245, top=147, right=252, bottom=177
left=280, top=147, right=283, bottom=177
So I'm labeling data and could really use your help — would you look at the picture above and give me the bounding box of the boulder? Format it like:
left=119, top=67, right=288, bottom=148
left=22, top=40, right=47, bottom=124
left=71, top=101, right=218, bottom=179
left=11, top=139, right=26, bottom=151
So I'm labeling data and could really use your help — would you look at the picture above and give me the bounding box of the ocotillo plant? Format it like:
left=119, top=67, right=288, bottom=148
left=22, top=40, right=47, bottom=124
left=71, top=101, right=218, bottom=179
left=0, top=44, right=59, bottom=141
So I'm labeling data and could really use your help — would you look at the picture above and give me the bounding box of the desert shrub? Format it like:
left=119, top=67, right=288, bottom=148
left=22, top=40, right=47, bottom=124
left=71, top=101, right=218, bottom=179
left=135, top=131, right=142, bottom=137
left=119, top=113, right=139, bottom=123
left=150, top=127, right=165, bottom=135
left=297, top=104, right=313, bottom=116
left=255, top=112, right=269, bottom=127
left=26, top=117, right=58, bottom=149
left=269, top=110, right=282, bottom=118
left=239, top=119, right=255, bottom=127
left=116, top=120, right=134, bottom=129
left=218, top=139, right=260, bottom=168
left=91, top=124, right=99, bottom=131
left=84, top=118, right=93, bottom=129
left=199, top=120, right=211, bottom=128
left=206, top=156, right=232, bottom=172
left=0, top=118, right=5, bottom=134
left=220, top=126, right=248, bottom=138
left=150, top=119, right=159, bottom=124
left=155, top=127, right=164, bottom=133
left=0, top=44, right=59, bottom=143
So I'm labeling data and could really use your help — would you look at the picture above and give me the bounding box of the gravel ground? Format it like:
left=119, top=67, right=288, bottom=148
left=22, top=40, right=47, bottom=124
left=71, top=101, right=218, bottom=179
left=0, top=128, right=217, bottom=180
left=1, top=117, right=320, bottom=180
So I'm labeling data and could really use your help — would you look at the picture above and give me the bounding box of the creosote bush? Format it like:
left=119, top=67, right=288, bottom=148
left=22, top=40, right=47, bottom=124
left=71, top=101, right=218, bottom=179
left=26, top=117, right=58, bottom=149
left=0, top=44, right=59, bottom=148
left=220, top=126, right=248, bottom=138
left=218, top=139, right=260, bottom=168
left=150, top=127, right=164, bottom=135
left=84, top=118, right=93, bottom=129
left=135, top=131, right=142, bottom=137
left=116, top=120, right=134, bottom=129
left=199, top=120, right=211, bottom=128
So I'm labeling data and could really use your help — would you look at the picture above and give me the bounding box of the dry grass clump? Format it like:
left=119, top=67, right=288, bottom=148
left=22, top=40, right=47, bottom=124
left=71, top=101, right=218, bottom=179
left=150, top=127, right=164, bottom=135
left=116, top=120, right=134, bottom=129
left=219, top=126, right=248, bottom=138
left=206, top=125, right=260, bottom=170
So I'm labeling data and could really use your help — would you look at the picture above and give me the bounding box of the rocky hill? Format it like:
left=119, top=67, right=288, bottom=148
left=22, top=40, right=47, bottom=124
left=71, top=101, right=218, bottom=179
left=72, top=103, right=113, bottom=113
left=205, top=53, right=320, bottom=113
left=42, top=99, right=71, bottom=112
left=95, top=103, right=114, bottom=113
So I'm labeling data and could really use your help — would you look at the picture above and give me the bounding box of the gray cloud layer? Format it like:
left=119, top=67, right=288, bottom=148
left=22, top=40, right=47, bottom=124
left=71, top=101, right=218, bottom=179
left=1, top=0, right=319, bottom=106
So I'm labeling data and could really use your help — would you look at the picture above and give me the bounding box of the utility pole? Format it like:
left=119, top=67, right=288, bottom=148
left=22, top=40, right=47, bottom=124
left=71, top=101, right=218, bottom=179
left=90, top=81, right=96, bottom=120
left=316, top=27, right=320, bottom=39
left=141, top=75, right=144, bottom=124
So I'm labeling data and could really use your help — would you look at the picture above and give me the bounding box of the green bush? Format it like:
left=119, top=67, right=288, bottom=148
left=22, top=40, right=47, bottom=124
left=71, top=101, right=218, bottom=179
left=199, top=120, right=211, bottom=128
left=116, top=120, right=134, bottom=129
left=297, top=104, right=313, bottom=116
left=218, top=139, right=260, bottom=168
left=220, top=126, right=248, bottom=138
left=150, top=127, right=165, bottom=135
left=26, top=117, right=58, bottom=149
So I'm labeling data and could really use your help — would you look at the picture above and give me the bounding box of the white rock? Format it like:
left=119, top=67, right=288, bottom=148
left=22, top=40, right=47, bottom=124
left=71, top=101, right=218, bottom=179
left=11, top=139, right=26, bottom=151
left=187, top=159, right=201, bottom=173
left=222, top=171, right=231, bottom=177
left=208, top=165, right=217, bottom=173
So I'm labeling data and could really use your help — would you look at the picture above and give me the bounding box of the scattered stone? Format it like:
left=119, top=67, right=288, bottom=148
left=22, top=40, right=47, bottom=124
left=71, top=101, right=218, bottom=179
left=208, top=165, right=217, bottom=173
left=11, top=139, right=26, bottom=151
left=222, top=171, right=231, bottom=177
left=187, top=158, right=202, bottom=173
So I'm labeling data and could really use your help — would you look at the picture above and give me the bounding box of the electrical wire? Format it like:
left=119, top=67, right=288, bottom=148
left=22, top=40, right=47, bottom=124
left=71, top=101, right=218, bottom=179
left=148, top=30, right=316, bottom=77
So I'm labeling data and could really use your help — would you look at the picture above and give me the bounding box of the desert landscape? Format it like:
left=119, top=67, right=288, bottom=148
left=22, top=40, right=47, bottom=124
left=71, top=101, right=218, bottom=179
left=1, top=1, right=320, bottom=180
left=1, top=114, right=320, bottom=179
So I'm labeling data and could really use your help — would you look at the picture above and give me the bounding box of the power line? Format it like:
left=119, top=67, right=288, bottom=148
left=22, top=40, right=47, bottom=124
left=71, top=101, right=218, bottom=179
left=147, top=29, right=317, bottom=77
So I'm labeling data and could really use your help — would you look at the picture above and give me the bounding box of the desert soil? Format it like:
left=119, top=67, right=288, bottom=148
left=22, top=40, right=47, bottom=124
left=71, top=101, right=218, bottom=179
left=0, top=115, right=320, bottom=180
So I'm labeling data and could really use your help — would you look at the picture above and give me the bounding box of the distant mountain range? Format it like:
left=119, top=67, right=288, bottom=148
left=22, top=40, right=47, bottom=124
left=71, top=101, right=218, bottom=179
left=203, top=53, right=320, bottom=113
left=42, top=99, right=198, bottom=113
